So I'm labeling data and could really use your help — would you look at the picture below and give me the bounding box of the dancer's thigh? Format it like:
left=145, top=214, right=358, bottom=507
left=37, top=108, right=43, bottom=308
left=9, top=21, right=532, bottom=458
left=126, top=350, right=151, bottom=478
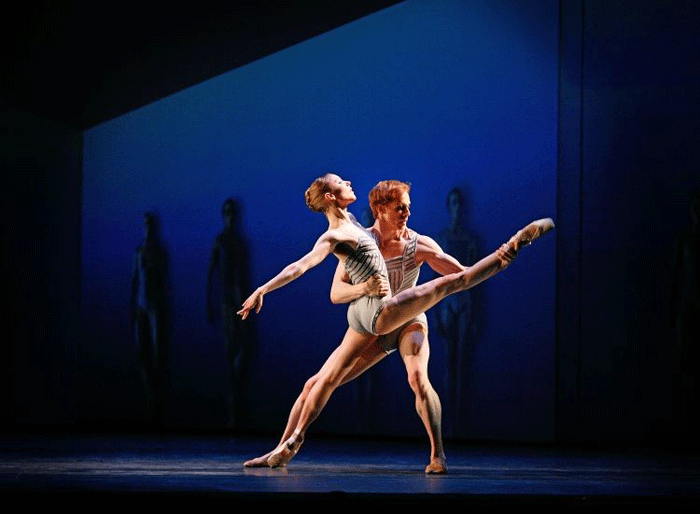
left=318, top=327, right=377, bottom=384
left=340, top=341, right=387, bottom=386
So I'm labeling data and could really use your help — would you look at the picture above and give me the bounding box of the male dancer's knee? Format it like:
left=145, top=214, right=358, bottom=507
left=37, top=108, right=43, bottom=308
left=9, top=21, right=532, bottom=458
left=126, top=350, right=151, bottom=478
left=407, top=368, right=431, bottom=398
left=400, top=329, right=430, bottom=398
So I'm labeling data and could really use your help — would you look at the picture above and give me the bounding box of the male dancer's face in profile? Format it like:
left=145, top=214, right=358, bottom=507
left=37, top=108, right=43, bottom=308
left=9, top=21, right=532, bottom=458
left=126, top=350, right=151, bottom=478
left=381, top=191, right=411, bottom=230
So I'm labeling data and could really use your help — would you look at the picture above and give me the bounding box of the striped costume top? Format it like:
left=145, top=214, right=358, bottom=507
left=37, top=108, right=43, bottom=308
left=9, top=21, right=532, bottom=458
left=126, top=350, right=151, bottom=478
left=384, top=230, right=420, bottom=295
left=343, top=227, right=390, bottom=335
left=377, top=229, right=427, bottom=353
left=343, top=230, right=389, bottom=286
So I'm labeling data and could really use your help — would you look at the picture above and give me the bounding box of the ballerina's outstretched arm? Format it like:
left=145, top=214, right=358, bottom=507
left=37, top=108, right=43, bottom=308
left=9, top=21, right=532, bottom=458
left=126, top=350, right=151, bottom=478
left=238, top=232, right=338, bottom=319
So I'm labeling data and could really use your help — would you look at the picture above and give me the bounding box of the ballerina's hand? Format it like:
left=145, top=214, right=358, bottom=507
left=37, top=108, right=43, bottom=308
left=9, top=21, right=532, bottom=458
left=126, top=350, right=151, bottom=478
left=365, top=274, right=390, bottom=297
left=238, top=289, right=265, bottom=319
left=496, top=243, right=518, bottom=269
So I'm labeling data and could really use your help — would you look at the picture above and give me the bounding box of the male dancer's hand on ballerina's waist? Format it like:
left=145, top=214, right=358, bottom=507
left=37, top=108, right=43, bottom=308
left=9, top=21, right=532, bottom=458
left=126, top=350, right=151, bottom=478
left=364, top=274, right=390, bottom=297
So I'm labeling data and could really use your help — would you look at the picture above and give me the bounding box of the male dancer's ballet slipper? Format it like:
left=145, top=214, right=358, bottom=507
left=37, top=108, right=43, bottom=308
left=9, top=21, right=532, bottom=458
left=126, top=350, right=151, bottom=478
left=508, top=218, right=555, bottom=251
left=425, top=457, right=447, bottom=474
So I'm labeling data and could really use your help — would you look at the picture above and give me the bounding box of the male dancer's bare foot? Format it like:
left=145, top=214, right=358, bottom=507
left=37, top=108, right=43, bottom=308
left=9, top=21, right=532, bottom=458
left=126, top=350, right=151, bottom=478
left=243, top=451, right=274, bottom=467
left=508, top=218, right=555, bottom=250
left=266, top=433, right=304, bottom=468
left=425, top=457, right=447, bottom=474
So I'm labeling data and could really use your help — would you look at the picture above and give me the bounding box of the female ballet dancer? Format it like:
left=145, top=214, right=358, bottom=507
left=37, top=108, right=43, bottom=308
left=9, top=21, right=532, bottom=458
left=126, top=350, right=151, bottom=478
left=238, top=173, right=553, bottom=467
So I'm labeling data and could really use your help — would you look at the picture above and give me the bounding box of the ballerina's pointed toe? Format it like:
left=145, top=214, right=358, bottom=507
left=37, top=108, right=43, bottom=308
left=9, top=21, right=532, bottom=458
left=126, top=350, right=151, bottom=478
left=508, top=218, right=555, bottom=250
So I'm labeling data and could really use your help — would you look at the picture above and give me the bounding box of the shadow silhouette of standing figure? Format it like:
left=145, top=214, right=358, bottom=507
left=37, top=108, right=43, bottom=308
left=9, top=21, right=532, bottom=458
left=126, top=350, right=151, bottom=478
left=435, top=188, right=478, bottom=436
left=671, top=192, right=700, bottom=437
left=207, top=198, right=251, bottom=430
left=131, top=212, right=168, bottom=427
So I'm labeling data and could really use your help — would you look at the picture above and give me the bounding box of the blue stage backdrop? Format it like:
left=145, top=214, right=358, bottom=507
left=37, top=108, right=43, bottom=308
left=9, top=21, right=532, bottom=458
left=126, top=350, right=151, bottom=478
left=81, top=0, right=558, bottom=442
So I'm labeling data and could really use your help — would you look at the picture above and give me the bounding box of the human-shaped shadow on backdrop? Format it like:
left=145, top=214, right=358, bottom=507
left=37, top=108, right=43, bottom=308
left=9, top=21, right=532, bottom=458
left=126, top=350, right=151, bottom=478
left=207, top=198, right=252, bottom=430
left=671, top=192, right=700, bottom=436
left=433, top=187, right=480, bottom=436
left=131, top=212, right=169, bottom=427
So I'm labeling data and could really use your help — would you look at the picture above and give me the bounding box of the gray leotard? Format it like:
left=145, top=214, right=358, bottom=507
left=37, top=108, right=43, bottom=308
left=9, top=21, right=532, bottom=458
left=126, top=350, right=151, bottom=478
left=377, top=230, right=428, bottom=354
left=345, top=230, right=390, bottom=335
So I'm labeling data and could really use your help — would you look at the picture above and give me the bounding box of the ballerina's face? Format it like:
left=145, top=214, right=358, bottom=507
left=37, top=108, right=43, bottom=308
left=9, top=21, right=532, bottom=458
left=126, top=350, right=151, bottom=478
left=327, top=174, right=356, bottom=206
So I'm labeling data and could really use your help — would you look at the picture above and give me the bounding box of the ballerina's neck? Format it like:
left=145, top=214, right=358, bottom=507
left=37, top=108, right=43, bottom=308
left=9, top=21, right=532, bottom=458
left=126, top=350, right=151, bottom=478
left=326, top=206, right=354, bottom=228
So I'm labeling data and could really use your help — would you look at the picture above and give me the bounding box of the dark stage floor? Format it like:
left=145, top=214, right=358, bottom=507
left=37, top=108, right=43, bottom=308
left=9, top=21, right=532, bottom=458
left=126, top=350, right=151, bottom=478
left=1, top=433, right=698, bottom=507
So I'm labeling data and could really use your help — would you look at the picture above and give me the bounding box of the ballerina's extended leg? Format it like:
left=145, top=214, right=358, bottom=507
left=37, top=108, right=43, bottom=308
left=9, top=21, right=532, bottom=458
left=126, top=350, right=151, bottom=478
left=375, top=218, right=554, bottom=336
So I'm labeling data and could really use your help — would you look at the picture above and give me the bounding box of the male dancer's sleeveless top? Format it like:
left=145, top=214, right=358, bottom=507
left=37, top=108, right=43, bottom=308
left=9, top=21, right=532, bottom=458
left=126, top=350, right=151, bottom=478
left=385, top=230, right=420, bottom=295
left=377, top=230, right=427, bottom=353
left=344, top=228, right=389, bottom=335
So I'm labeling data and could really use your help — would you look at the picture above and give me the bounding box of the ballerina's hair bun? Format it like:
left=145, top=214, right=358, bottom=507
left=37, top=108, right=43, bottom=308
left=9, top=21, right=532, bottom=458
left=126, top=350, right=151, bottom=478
left=305, top=174, right=334, bottom=212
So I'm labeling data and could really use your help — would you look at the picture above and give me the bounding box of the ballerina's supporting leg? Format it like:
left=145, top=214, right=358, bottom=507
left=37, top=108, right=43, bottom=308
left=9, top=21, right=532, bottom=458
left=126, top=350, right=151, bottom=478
left=245, top=333, right=383, bottom=468
left=263, top=327, right=375, bottom=468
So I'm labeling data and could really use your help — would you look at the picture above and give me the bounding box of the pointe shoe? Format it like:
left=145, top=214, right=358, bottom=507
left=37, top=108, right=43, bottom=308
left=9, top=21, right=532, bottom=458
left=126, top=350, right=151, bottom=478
left=508, top=218, right=555, bottom=250
left=266, top=435, right=304, bottom=468
left=243, top=452, right=273, bottom=467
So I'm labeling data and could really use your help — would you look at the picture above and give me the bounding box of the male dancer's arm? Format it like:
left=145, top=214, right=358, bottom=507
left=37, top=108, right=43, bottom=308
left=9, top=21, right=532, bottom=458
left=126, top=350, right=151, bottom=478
left=329, top=261, right=389, bottom=304
left=416, top=234, right=516, bottom=275
left=415, top=234, right=466, bottom=275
